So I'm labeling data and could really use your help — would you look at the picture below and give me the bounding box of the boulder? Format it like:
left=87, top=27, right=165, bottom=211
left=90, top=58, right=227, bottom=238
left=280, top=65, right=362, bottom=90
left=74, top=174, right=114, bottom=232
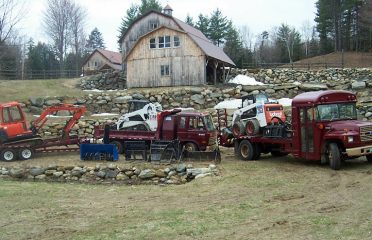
left=299, top=83, right=328, bottom=91
left=139, top=169, right=156, bottom=179
left=351, top=81, right=366, bottom=90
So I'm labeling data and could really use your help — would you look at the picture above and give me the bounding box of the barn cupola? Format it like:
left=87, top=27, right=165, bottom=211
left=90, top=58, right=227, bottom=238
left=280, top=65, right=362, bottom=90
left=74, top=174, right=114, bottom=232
left=163, top=4, right=173, bottom=16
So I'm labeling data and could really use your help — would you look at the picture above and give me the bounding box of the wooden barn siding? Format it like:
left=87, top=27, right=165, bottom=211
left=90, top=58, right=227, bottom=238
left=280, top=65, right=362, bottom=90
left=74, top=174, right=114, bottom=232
left=83, top=52, right=113, bottom=71
left=121, top=13, right=179, bottom=59
left=126, top=29, right=205, bottom=88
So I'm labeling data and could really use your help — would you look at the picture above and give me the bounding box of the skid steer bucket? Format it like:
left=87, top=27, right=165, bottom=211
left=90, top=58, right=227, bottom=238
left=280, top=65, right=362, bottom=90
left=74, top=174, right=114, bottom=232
left=80, top=143, right=118, bottom=161
left=179, top=148, right=221, bottom=163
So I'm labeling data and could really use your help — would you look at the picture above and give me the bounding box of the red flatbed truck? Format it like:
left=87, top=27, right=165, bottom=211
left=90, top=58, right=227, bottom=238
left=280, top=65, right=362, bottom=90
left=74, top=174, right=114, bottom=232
left=219, top=90, right=372, bottom=170
left=94, top=109, right=219, bottom=161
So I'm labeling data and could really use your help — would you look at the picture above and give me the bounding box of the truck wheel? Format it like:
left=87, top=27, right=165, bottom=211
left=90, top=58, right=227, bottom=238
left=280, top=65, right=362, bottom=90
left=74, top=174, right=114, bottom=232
left=238, top=140, right=254, bottom=160
left=232, top=122, right=245, bottom=137
left=19, top=148, right=33, bottom=160
left=245, top=119, right=260, bottom=136
left=366, top=155, right=372, bottom=163
left=328, top=143, right=341, bottom=170
left=1, top=149, right=16, bottom=161
left=184, top=142, right=197, bottom=152
left=110, top=141, right=123, bottom=154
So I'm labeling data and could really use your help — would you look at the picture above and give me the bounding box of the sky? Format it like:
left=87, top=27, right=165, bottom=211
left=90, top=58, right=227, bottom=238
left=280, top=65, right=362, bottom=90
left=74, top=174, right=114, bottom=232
left=20, top=0, right=317, bottom=51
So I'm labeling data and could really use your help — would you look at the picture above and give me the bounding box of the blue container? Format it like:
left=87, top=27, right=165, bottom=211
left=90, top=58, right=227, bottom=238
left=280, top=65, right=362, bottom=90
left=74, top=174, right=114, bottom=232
left=80, top=144, right=119, bottom=161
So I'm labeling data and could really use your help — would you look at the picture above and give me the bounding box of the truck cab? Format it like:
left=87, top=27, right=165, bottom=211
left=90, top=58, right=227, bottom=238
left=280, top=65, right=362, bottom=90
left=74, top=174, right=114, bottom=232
left=290, top=90, right=372, bottom=169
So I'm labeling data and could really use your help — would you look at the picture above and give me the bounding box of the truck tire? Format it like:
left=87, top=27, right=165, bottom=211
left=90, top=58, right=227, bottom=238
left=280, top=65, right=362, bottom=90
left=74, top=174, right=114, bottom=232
left=328, top=143, right=341, bottom=170
left=110, top=141, right=123, bottom=154
left=238, top=140, right=254, bottom=160
left=19, top=148, right=33, bottom=160
left=245, top=119, right=260, bottom=136
left=1, top=149, right=16, bottom=161
left=232, top=122, right=245, bottom=137
left=366, top=155, right=372, bottom=163
left=183, top=142, right=198, bottom=152
left=234, top=140, right=239, bottom=156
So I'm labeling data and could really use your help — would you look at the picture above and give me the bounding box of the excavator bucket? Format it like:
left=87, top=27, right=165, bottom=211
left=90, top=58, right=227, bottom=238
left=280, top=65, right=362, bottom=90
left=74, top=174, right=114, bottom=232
left=179, top=148, right=221, bottom=163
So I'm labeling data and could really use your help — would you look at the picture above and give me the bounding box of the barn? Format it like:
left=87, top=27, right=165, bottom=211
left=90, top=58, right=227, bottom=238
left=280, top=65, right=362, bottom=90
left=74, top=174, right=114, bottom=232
left=82, top=49, right=122, bottom=75
left=119, top=5, right=235, bottom=88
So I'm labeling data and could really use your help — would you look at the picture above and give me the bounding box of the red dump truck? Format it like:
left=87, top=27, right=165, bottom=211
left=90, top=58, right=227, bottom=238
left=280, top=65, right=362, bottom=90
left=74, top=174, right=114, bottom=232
left=218, top=90, right=372, bottom=170
left=94, top=109, right=219, bottom=161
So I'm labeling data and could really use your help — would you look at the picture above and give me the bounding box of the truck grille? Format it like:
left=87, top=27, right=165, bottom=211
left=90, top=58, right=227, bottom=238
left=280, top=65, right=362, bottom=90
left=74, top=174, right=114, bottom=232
left=360, top=125, right=372, bottom=142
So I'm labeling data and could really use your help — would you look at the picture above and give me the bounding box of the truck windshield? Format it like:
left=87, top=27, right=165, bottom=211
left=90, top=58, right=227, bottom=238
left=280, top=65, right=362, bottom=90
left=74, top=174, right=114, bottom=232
left=203, top=115, right=216, bottom=131
left=316, top=103, right=357, bottom=121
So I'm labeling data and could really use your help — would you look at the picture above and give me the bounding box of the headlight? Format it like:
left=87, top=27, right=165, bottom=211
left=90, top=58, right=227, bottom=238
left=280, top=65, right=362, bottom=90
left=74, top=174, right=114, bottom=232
left=348, top=136, right=354, bottom=143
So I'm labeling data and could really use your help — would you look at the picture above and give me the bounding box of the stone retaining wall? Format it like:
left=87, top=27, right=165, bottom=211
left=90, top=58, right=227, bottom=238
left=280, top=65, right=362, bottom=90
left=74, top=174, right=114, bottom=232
left=0, top=163, right=218, bottom=185
left=23, top=68, right=372, bottom=137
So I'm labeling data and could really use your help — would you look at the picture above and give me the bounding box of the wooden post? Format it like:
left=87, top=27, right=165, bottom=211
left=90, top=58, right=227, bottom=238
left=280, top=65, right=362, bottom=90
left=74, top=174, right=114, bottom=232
left=213, top=61, right=218, bottom=85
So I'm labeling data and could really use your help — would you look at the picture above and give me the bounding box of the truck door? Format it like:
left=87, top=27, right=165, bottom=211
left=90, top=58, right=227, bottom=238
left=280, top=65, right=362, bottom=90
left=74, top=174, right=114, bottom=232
left=300, top=107, right=315, bottom=159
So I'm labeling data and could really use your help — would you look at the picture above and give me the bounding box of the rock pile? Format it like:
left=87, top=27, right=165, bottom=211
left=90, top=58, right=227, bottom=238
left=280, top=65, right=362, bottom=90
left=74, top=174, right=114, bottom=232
left=0, top=163, right=218, bottom=185
left=81, top=71, right=126, bottom=90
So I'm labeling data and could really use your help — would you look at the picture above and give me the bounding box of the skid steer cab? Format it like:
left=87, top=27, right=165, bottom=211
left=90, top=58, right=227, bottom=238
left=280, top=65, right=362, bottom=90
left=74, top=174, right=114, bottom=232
left=232, top=94, right=285, bottom=137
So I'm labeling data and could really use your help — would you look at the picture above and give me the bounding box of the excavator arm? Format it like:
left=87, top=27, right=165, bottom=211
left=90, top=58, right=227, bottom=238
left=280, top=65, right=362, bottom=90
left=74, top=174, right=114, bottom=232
left=30, top=104, right=86, bottom=137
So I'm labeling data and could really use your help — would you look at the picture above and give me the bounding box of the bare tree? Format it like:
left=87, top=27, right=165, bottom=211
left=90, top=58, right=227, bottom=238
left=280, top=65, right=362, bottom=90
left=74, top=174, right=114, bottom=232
left=239, top=25, right=253, bottom=50
left=301, top=20, right=313, bottom=57
left=43, top=0, right=74, bottom=70
left=70, top=2, right=87, bottom=71
left=0, top=0, right=25, bottom=45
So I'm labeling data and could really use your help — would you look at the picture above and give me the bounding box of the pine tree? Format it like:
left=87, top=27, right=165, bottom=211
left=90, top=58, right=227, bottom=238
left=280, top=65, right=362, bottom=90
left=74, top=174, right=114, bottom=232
left=117, top=4, right=138, bottom=40
left=185, top=14, right=194, bottom=27
left=209, top=9, right=228, bottom=46
left=195, top=14, right=210, bottom=38
left=85, top=28, right=105, bottom=54
left=223, top=21, right=244, bottom=67
left=117, top=0, right=162, bottom=44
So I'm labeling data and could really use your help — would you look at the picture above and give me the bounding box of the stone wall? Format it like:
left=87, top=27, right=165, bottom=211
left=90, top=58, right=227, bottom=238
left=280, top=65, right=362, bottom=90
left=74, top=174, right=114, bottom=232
left=0, top=163, right=218, bottom=185
left=23, top=68, right=372, bottom=137
left=81, top=71, right=126, bottom=90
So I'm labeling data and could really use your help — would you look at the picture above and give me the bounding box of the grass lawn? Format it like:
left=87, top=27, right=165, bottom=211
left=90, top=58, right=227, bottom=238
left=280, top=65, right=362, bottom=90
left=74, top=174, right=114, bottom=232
left=0, top=155, right=371, bottom=240
left=0, top=78, right=84, bottom=102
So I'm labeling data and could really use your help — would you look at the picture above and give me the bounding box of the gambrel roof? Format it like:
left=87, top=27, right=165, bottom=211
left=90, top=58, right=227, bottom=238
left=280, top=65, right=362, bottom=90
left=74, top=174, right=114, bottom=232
left=119, top=11, right=235, bottom=66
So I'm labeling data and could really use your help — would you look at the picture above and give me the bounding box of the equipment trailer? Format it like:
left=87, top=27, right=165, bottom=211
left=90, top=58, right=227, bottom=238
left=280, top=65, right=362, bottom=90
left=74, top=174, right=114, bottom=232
left=219, top=90, right=372, bottom=170
left=0, top=102, right=86, bottom=161
left=94, top=109, right=220, bottom=162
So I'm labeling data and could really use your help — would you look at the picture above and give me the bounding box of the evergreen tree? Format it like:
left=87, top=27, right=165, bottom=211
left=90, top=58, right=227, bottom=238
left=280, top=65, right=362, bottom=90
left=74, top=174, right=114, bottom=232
left=185, top=14, right=194, bottom=27
left=27, top=41, right=59, bottom=72
left=117, top=4, right=139, bottom=40
left=195, top=14, right=210, bottom=38
left=138, top=0, right=162, bottom=15
left=224, top=21, right=244, bottom=67
left=209, top=8, right=228, bottom=46
left=117, top=0, right=162, bottom=45
left=86, top=28, right=105, bottom=54
left=275, top=24, right=302, bottom=63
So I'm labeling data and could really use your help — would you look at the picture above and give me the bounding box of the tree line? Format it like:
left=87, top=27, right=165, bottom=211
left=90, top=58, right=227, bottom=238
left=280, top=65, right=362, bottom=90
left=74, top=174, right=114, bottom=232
left=0, top=0, right=371, bottom=79
left=0, top=0, right=105, bottom=79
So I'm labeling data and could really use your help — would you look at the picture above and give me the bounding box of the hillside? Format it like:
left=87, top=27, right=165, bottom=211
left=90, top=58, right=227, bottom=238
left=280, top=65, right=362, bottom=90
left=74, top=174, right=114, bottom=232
left=290, top=52, right=372, bottom=68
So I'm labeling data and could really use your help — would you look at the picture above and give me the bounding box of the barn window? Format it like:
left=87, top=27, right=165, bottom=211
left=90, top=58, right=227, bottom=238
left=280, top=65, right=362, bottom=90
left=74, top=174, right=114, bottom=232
left=159, top=36, right=171, bottom=48
left=149, top=21, right=158, bottom=30
left=161, top=65, right=170, bottom=76
left=149, top=38, right=156, bottom=48
left=174, top=36, right=180, bottom=47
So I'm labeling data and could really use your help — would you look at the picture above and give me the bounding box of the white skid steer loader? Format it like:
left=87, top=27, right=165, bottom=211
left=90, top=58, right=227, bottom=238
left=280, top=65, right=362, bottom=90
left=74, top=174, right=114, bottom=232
left=116, top=100, right=162, bottom=131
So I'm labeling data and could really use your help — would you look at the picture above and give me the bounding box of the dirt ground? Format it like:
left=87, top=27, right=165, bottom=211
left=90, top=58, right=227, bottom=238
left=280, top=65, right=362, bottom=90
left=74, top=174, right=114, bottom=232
left=0, top=149, right=371, bottom=240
